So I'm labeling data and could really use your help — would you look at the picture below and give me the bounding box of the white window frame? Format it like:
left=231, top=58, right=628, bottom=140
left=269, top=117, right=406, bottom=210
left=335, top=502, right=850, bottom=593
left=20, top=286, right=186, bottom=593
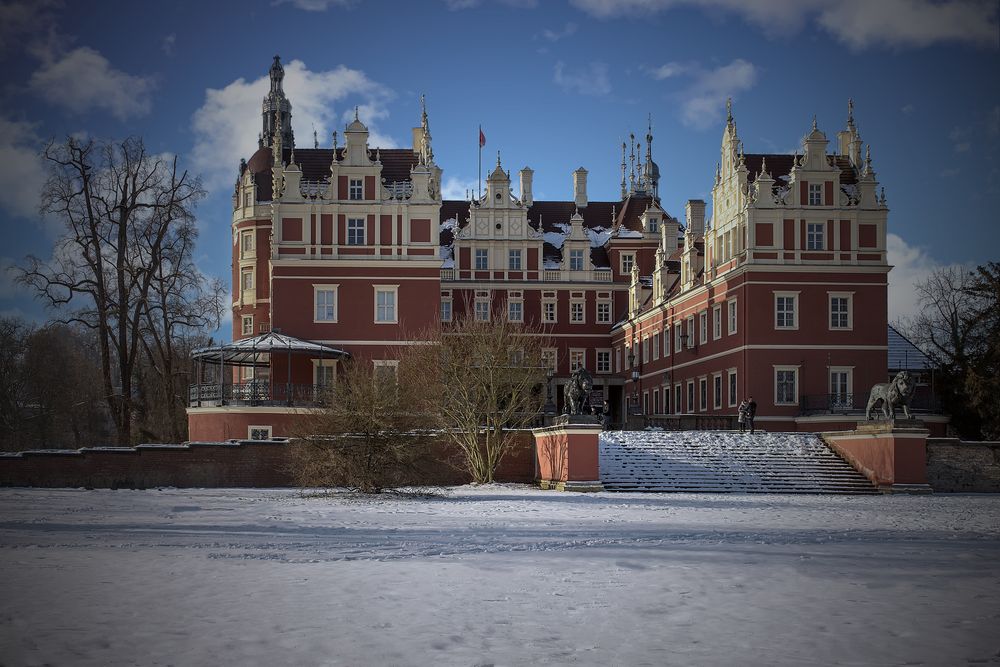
left=674, top=383, right=682, bottom=414
left=652, top=332, right=660, bottom=361
left=313, top=359, right=338, bottom=388
left=569, top=249, right=585, bottom=272
left=475, top=248, right=489, bottom=271
left=642, top=336, right=650, bottom=362
left=713, top=373, right=723, bottom=410
left=620, top=252, right=635, bottom=276
left=374, top=285, right=399, bottom=324
left=596, top=349, right=611, bottom=374
left=686, top=315, right=695, bottom=349
left=712, top=304, right=722, bottom=340
left=828, top=292, right=854, bottom=331
left=728, top=369, right=738, bottom=408
left=647, top=216, right=659, bottom=234
left=241, top=315, right=253, bottom=336
left=440, top=298, right=452, bottom=322
left=507, top=299, right=524, bottom=323
left=808, top=182, right=823, bottom=206
left=373, top=359, right=399, bottom=382
left=241, top=268, right=254, bottom=291
left=570, top=301, right=585, bottom=324
left=542, top=300, right=557, bottom=323
left=240, top=230, right=255, bottom=258
left=313, top=284, right=339, bottom=323
left=774, top=365, right=800, bottom=406
left=508, top=248, right=522, bottom=270
left=349, top=178, right=363, bottom=201
left=806, top=222, right=825, bottom=250
left=663, top=325, right=670, bottom=356
left=699, top=377, right=708, bottom=412
left=686, top=380, right=695, bottom=414
left=347, top=218, right=366, bottom=245
left=248, top=425, right=272, bottom=441
left=569, top=348, right=585, bottom=373
left=727, top=299, right=738, bottom=335
left=699, top=311, right=708, bottom=345
left=652, top=388, right=660, bottom=414
left=774, top=291, right=799, bottom=330
left=674, top=322, right=682, bottom=352
left=475, top=298, right=491, bottom=322
left=542, top=348, right=558, bottom=372
left=829, top=366, right=854, bottom=408
left=615, top=347, right=622, bottom=373
left=597, top=300, right=611, bottom=324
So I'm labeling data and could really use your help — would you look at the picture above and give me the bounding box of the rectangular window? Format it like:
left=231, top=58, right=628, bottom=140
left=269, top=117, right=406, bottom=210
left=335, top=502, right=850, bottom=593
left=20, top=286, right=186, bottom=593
left=314, top=360, right=337, bottom=389
left=615, top=347, right=621, bottom=373
left=712, top=305, right=722, bottom=340
left=687, top=381, right=695, bottom=414
left=374, top=359, right=399, bottom=383
left=686, top=316, right=695, bottom=348
left=597, top=301, right=611, bottom=323
left=440, top=299, right=452, bottom=322
left=508, top=249, right=522, bottom=270
left=652, top=388, right=660, bottom=414
left=806, top=222, right=825, bottom=250
left=674, top=323, right=682, bottom=352
left=642, top=336, right=650, bottom=362
left=728, top=369, right=737, bottom=407
left=652, top=333, right=660, bottom=361
left=475, top=248, right=489, bottom=271
left=508, top=300, right=523, bottom=322
left=241, top=269, right=253, bottom=291
left=663, top=325, right=670, bottom=356
left=570, top=349, right=585, bottom=372
left=775, top=368, right=798, bottom=405
left=699, top=378, right=708, bottom=412
left=315, top=287, right=337, bottom=322
left=570, top=302, right=584, bottom=323
left=713, top=374, right=722, bottom=409
left=542, top=349, right=557, bottom=372
left=647, top=217, right=659, bottom=234
left=830, top=369, right=851, bottom=409
left=347, top=218, right=366, bottom=245
left=808, top=183, right=823, bottom=206
left=375, top=286, right=397, bottom=323
left=674, top=383, right=681, bottom=413
left=699, top=311, right=708, bottom=345
left=728, top=299, right=738, bottom=335
left=830, top=294, right=852, bottom=330
left=543, top=301, right=556, bottom=323
left=475, top=299, right=490, bottom=321
left=775, top=293, right=798, bottom=329
left=241, top=315, right=253, bottom=336
left=621, top=253, right=635, bottom=275
left=240, top=230, right=254, bottom=257
left=248, top=425, right=272, bottom=441
left=569, top=249, right=585, bottom=271
left=597, top=350, right=611, bottom=374
left=349, top=178, right=363, bottom=200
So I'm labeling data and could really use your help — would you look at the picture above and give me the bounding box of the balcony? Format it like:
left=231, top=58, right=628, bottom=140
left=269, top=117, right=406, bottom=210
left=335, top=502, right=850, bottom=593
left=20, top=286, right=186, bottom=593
left=189, top=381, right=328, bottom=408
left=798, top=393, right=941, bottom=417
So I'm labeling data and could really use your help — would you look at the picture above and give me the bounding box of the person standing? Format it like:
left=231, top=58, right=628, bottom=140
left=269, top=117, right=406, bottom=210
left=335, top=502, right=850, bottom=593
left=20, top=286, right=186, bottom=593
left=747, top=396, right=757, bottom=434
left=737, top=399, right=748, bottom=433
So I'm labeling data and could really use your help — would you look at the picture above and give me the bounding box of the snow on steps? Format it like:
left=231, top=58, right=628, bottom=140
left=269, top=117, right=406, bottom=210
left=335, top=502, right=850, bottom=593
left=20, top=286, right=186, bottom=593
left=599, top=430, right=878, bottom=494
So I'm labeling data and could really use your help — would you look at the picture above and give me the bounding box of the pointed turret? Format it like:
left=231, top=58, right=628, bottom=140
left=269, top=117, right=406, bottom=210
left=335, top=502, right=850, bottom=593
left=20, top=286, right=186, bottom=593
left=837, top=98, right=864, bottom=168
left=262, top=55, right=293, bottom=149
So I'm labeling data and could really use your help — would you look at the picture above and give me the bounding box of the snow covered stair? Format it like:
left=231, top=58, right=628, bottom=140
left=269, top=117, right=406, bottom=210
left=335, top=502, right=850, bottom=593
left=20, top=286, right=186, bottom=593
left=599, top=430, right=878, bottom=494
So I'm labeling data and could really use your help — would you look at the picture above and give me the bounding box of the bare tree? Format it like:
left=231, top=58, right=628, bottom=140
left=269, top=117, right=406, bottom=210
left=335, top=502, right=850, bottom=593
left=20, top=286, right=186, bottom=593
left=410, top=315, right=549, bottom=484
left=292, top=355, right=440, bottom=493
left=17, top=137, right=207, bottom=445
left=0, top=317, right=31, bottom=447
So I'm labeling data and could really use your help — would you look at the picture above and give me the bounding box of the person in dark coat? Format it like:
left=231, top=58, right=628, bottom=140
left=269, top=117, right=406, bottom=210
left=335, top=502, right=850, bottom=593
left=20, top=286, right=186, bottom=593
left=746, top=396, right=757, bottom=434
left=600, top=400, right=612, bottom=430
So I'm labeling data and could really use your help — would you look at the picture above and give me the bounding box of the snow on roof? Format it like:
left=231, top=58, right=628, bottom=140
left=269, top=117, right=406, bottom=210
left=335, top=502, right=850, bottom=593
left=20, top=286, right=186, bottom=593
left=542, top=223, right=570, bottom=249
left=586, top=226, right=611, bottom=248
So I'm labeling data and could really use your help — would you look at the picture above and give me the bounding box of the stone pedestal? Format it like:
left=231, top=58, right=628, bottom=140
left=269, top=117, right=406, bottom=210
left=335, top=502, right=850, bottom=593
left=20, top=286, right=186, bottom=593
left=823, top=420, right=933, bottom=493
left=533, top=419, right=604, bottom=492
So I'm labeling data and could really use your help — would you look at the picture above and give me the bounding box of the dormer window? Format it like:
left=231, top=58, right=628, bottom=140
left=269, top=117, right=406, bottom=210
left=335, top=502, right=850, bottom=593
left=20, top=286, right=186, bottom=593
left=349, top=178, right=363, bottom=200
left=569, top=249, right=584, bottom=271
left=808, top=183, right=822, bottom=206
left=647, top=217, right=659, bottom=234
left=621, top=253, right=635, bottom=275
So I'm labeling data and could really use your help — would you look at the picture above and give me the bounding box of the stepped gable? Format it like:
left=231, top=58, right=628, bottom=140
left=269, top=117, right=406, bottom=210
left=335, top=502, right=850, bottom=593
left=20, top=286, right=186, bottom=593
left=599, top=430, right=878, bottom=494
left=244, top=147, right=420, bottom=202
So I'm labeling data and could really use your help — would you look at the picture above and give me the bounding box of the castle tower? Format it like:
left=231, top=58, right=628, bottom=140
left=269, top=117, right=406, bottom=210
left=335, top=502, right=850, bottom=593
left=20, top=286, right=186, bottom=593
left=261, top=55, right=294, bottom=150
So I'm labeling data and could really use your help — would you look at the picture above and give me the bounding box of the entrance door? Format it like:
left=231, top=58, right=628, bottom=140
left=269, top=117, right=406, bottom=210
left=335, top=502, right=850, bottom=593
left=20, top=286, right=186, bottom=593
left=830, top=370, right=850, bottom=410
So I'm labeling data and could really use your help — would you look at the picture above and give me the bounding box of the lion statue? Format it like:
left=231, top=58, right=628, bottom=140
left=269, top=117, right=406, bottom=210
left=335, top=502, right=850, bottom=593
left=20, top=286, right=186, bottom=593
left=564, top=367, right=594, bottom=415
left=866, top=371, right=916, bottom=421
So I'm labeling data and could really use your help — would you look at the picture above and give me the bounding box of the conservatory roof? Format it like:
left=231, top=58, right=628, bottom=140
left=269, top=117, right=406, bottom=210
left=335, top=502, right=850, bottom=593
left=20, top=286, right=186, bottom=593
left=192, top=331, right=349, bottom=367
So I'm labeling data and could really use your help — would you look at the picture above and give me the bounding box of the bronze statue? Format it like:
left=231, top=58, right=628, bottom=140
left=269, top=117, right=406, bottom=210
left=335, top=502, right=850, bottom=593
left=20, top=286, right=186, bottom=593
left=564, top=367, right=594, bottom=415
left=866, top=370, right=915, bottom=420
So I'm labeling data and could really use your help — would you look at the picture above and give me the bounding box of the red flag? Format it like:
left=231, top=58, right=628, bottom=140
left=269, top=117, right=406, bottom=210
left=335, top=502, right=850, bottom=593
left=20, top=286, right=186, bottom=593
left=479, top=128, right=486, bottom=148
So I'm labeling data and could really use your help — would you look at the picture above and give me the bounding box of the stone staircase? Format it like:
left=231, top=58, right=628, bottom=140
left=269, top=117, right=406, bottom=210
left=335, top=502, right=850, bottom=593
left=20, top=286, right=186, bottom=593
left=599, top=430, right=878, bottom=494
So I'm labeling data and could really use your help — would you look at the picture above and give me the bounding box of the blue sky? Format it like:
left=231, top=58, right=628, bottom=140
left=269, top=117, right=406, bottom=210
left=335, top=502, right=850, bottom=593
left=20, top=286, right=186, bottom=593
left=1, top=0, right=997, bottom=333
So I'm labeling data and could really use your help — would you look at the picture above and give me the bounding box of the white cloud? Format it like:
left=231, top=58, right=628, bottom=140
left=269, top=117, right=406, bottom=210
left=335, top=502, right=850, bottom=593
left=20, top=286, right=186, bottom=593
left=0, top=118, right=48, bottom=222
left=648, top=59, right=757, bottom=129
left=161, top=33, right=176, bottom=56
left=570, top=0, right=998, bottom=49
left=540, top=22, right=578, bottom=41
left=273, top=0, right=356, bottom=9
left=444, top=0, right=537, bottom=9
left=28, top=47, right=155, bottom=120
left=886, top=233, right=971, bottom=322
left=441, top=176, right=479, bottom=201
left=554, top=61, right=612, bottom=96
left=191, top=59, right=396, bottom=190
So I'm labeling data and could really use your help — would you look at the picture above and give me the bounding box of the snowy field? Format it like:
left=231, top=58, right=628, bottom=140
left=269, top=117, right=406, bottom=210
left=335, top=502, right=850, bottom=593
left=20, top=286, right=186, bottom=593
left=1, top=486, right=999, bottom=666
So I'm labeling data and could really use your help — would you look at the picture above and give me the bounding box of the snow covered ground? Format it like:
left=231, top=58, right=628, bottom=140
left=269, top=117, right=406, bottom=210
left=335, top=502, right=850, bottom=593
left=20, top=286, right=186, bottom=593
left=1, top=486, right=999, bottom=666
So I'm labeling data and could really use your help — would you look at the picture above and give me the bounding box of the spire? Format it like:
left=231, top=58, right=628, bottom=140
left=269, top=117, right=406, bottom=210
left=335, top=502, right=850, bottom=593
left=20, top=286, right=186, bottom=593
left=812, top=114, right=818, bottom=132
left=419, top=93, right=434, bottom=164
left=863, top=143, right=873, bottom=176
left=269, top=55, right=284, bottom=96
left=313, top=125, right=318, bottom=149
left=496, top=150, right=501, bottom=168
left=332, top=130, right=338, bottom=152
left=262, top=55, right=293, bottom=149
left=847, top=97, right=855, bottom=129
left=726, top=97, right=733, bottom=125
left=628, top=132, right=636, bottom=192
left=354, top=106, right=359, bottom=122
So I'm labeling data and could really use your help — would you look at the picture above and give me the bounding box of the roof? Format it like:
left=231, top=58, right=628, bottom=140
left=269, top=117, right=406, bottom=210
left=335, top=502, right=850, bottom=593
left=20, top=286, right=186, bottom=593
left=193, top=331, right=349, bottom=367
left=888, top=325, right=935, bottom=370
left=247, top=147, right=420, bottom=201
left=743, top=153, right=857, bottom=185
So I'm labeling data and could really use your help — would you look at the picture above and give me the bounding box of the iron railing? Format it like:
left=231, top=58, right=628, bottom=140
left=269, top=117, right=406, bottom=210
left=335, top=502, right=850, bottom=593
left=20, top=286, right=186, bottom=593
left=798, top=393, right=941, bottom=416
left=643, top=414, right=739, bottom=431
left=188, top=382, right=331, bottom=408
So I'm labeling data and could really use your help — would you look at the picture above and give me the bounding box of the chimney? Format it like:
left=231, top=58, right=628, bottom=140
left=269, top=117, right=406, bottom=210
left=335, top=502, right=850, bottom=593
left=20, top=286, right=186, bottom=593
left=573, top=167, right=588, bottom=208
left=519, top=166, right=534, bottom=206
left=685, top=200, right=706, bottom=238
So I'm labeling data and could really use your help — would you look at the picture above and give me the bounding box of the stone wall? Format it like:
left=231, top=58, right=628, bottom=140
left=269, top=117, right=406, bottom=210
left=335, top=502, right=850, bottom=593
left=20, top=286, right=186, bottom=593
left=926, top=439, right=1000, bottom=493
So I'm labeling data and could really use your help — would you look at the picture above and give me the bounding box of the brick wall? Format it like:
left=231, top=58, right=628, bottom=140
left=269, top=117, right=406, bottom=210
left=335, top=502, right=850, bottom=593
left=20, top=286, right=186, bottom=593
left=926, top=438, right=1000, bottom=493
left=0, top=433, right=537, bottom=490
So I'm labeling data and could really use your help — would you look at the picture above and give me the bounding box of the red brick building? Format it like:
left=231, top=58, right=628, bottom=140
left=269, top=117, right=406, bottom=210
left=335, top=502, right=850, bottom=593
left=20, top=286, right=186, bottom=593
left=187, top=57, right=915, bottom=440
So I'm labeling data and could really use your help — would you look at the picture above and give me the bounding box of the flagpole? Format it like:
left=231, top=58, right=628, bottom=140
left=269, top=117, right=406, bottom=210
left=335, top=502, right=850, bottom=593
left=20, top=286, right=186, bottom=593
left=478, top=124, right=482, bottom=200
